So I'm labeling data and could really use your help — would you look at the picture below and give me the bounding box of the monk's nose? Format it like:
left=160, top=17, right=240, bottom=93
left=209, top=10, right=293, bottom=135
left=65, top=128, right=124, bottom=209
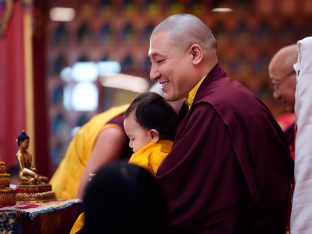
left=150, top=66, right=160, bottom=81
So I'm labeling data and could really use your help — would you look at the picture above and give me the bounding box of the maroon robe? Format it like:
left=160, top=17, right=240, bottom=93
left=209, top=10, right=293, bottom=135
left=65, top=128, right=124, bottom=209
left=156, top=64, right=294, bottom=233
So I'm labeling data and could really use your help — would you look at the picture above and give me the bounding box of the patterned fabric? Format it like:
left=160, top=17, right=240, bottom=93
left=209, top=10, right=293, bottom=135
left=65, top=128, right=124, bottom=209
left=0, top=199, right=81, bottom=233
left=0, top=211, right=17, bottom=233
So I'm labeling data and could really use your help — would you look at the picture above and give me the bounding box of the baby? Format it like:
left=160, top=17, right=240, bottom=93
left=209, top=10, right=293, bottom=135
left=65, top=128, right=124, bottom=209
left=70, top=92, right=178, bottom=234
left=124, top=92, right=178, bottom=175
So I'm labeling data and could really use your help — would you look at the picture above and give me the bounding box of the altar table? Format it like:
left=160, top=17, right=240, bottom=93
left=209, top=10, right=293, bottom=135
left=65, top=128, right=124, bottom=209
left=0, top=199, right=82, bottom=234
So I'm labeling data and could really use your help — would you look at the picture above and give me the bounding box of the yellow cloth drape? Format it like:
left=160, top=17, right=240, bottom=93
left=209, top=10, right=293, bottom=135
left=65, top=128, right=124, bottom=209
left=70, top=213, right=84, bottom=234
left=128, top=140, right=173, bottom=175
left=50, top=104, right=129, bottom=199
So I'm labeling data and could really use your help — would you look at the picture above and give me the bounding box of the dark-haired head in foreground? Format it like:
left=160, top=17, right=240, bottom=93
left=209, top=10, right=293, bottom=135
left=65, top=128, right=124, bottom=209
left=82, top=162, right=169, bottom=234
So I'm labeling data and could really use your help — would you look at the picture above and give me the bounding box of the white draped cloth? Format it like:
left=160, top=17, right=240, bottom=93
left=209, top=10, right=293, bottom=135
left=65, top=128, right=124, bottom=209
left=291, top=36, right=312, bottom=233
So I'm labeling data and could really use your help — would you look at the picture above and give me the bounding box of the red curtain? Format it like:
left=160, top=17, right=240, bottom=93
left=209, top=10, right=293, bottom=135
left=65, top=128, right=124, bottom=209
left=0, top=2, right=26, bottom=167
left=0, top=1, right=50, bottom=176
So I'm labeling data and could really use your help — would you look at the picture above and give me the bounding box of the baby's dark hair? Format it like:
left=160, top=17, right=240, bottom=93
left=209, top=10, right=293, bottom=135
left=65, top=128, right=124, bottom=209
left=17, top=131, right=29, bottom=146
left=124, top=92, right=178, bottom=141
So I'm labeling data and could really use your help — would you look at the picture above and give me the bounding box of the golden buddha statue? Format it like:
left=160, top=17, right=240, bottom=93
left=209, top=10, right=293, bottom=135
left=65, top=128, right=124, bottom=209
left=16, top=131, right=48, bottom=185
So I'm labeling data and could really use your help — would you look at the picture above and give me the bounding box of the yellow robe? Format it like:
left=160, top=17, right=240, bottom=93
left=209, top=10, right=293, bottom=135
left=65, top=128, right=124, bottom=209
left=50, top=104, right=129, bottom=199
left=128, top=140, right=173, bottom=175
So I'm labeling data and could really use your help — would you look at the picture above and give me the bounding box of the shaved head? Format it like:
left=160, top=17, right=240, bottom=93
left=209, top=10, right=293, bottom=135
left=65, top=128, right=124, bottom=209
left=269, top=44, right=298, bottom=112
left=152, top=14, right=217, bottom=59
left=148, top=14, right=218, bottom=101
left=269, top=44, right=298, bottom=79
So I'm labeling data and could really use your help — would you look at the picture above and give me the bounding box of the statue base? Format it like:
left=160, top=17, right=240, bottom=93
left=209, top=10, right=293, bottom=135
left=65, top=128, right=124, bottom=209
left=16, top=184, right=56, bottom=202
left=0, top=188, right=16, bottom=207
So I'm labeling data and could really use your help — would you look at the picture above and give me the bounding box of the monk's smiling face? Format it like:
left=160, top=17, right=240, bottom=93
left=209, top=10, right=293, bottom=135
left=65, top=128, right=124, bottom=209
left=148, top=31, right=198, bottom=102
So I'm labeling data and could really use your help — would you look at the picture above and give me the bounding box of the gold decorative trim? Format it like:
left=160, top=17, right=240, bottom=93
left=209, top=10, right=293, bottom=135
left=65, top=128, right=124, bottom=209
left=16, top=191, right=56, bottom=201
left=0, top=165, right=6, bottom=173
left=17, top=184, right=52, bottom=193
left=0, top=174, right=10, bottom=188
left=0, top=188, right=16, bottom=207
left=24, top=6, right=35, bottom=160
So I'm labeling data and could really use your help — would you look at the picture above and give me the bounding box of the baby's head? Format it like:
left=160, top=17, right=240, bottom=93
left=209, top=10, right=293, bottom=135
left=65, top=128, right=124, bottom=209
left=124, top=92, right=178, bottom=153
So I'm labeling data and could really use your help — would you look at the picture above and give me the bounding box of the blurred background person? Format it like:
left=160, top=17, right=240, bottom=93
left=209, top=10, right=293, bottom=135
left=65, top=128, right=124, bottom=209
left=269, top=44, right=297, bottom=114
left=268, top=44, right=298, bottom=159
left=50, top=104, right=132, bottom=199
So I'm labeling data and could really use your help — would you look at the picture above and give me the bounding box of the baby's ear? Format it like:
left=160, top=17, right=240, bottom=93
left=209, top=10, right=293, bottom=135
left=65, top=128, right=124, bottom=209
left=149, top=129, right=159, bottom=143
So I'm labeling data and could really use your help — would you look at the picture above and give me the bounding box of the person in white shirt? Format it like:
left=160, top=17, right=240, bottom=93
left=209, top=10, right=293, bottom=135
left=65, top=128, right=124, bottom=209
left=291, top=36, right=312, bottom=234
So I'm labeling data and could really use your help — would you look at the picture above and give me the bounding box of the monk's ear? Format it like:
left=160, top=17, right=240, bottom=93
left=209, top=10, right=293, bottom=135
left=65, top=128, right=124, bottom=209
left=189, top=44, right=203, bottom=65
left=149, top=129, right=159, bottom=143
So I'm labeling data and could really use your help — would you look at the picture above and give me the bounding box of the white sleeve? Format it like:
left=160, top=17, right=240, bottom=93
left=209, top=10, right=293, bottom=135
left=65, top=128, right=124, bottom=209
left=291, top=36, right=312, bottom=234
